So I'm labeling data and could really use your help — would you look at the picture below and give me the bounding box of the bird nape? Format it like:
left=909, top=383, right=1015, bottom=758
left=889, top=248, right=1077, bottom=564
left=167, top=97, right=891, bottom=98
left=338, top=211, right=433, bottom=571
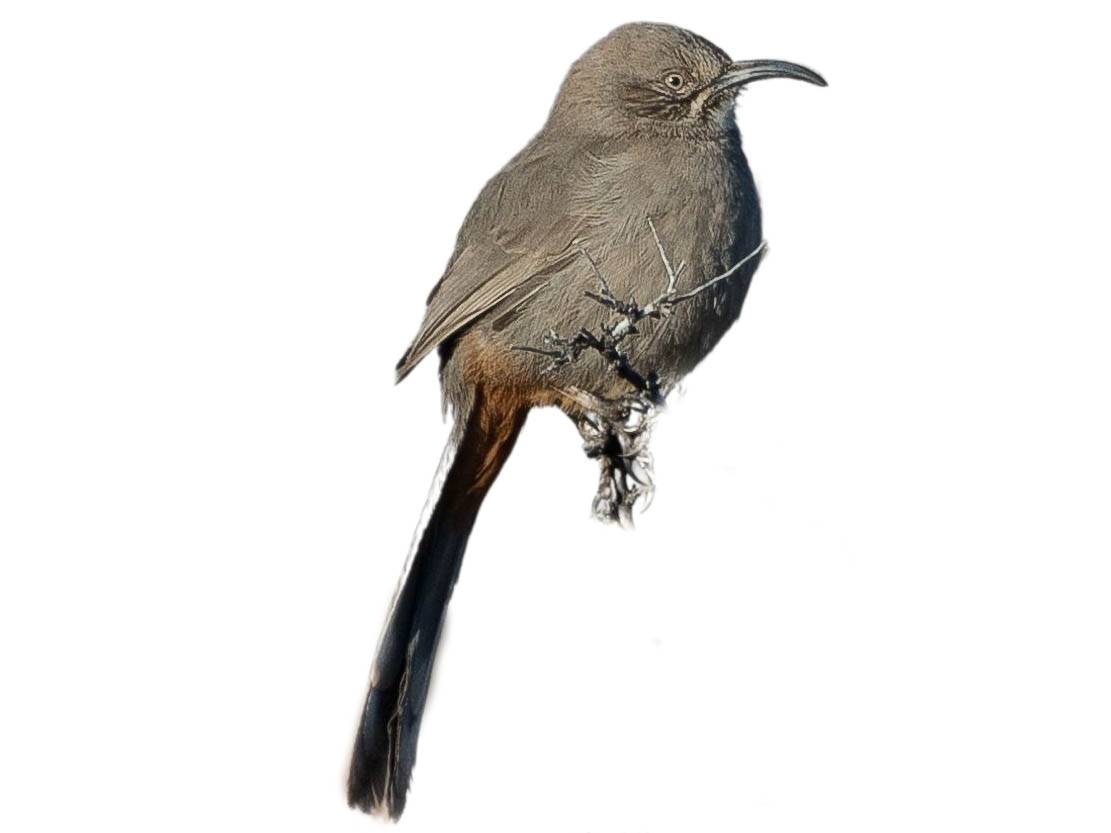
left=348, top=21, right=825, bottom=819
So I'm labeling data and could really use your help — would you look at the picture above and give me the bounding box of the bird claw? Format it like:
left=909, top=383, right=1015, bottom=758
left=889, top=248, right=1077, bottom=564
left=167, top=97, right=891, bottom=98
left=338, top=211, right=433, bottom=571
left=575, top=398, right=657, bottom=527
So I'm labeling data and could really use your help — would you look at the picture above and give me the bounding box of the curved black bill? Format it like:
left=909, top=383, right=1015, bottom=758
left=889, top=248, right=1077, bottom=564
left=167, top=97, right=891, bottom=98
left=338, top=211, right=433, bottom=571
left=713, top=59, right=827, bottom=92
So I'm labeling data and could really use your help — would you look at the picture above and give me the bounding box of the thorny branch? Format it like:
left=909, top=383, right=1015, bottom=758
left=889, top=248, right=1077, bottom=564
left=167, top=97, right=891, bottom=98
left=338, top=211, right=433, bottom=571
left=513, top=219, right=767, bottom=525
left=515, top=220, right=766, bottom=402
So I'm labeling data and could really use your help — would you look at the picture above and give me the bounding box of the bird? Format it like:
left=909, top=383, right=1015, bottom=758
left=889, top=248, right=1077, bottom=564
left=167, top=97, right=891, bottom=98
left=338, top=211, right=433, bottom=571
left=347, top=21, right=825, bottom=819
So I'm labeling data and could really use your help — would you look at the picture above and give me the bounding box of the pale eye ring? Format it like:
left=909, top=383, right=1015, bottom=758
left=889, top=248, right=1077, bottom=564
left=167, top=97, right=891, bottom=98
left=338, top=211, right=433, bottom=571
left=664, top=72, right=686, bottom=90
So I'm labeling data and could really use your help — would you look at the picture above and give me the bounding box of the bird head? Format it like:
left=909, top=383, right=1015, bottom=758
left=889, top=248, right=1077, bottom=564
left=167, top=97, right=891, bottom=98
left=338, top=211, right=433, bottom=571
left=550, top=22, right=826, bottom=138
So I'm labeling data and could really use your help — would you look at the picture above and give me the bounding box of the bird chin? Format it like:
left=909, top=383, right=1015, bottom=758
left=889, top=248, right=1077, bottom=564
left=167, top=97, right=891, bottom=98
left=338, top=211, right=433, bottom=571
left=706, top=100, right=740, bottom=132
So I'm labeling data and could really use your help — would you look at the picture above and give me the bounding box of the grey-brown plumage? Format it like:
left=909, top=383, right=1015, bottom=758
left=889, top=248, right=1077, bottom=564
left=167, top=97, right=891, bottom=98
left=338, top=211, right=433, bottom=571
left=349, top=22, right=824, bottom=819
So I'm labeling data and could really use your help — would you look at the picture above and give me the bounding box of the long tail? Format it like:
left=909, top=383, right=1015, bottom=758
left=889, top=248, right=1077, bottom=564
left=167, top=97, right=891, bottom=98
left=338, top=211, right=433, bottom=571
left=347, top=386, right=528, bottom=819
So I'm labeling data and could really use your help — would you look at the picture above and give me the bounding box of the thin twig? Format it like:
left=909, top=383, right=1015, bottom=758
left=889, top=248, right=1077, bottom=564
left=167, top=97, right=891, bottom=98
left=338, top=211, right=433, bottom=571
left=670, top=239, right=766, bottom=302
left=576, top=244, right=614, bottom=303
left=647, top=217, right=679, bottom=294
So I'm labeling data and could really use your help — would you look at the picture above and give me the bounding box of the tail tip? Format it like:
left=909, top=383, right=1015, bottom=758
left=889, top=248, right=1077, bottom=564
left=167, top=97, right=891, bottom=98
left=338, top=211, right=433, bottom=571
left=347, top=737, right=409, bottom=820
left=347, top=772, right=407, bottom=821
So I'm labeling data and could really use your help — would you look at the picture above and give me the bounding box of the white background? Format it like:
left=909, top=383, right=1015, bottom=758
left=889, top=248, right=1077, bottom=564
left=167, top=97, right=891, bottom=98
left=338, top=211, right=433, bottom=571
left=2, top=2, right=1109, bottom=831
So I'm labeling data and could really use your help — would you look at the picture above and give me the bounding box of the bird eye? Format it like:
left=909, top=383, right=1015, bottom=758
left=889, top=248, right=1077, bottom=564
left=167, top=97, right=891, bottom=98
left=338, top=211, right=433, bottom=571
left=664, top=72, right=686, bottom=90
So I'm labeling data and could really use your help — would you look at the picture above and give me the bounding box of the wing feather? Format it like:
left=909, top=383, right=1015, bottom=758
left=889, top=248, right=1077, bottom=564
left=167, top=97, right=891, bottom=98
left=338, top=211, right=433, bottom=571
left=395, top=226, right=580, bottom=381
left=394, top=141, right=585, bottom=381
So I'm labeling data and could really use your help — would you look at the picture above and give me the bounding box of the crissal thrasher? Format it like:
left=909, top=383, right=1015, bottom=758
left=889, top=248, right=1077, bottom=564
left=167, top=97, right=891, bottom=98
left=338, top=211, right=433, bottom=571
left=348, top=22, right=825, bottom=818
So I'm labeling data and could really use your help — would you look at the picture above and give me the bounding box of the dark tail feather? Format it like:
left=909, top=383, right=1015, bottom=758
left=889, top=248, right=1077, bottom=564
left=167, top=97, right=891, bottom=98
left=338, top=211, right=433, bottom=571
left=348, top=387, right=527, bottom=819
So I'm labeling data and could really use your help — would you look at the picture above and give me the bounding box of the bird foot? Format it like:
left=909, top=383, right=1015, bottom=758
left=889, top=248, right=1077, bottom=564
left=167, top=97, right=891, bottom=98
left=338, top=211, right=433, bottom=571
left=574, top=396, right=656, bottom=527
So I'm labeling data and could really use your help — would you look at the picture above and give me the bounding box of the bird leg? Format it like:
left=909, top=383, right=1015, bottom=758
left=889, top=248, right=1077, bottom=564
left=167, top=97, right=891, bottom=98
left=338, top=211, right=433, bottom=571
left=567, top=388, right=656, bottom=528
